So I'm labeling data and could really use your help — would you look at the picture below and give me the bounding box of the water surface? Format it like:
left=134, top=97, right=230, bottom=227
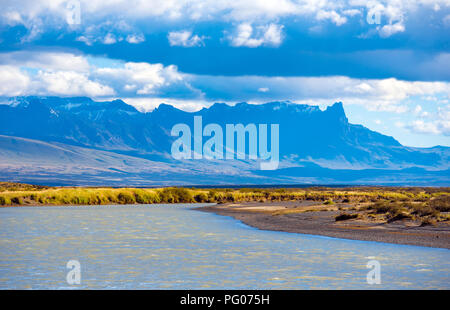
left=0, top=204, right=448, bottom=289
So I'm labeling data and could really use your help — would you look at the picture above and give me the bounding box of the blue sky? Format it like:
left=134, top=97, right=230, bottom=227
left=0, top=0, right=449, bottom=147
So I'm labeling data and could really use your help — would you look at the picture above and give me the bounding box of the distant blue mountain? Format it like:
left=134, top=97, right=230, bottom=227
left=0, top=96, right=448, bottom=186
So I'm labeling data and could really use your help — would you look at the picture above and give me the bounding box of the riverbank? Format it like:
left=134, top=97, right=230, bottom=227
left=2, top=182, right=450, bottom=248
left=197, top=201, right=450, bottom=249
left=2, top=182, right=449, bottom=208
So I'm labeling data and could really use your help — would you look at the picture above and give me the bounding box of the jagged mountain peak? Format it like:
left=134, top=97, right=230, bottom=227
left=8, top=96, right=139, bottom=113
left=325, top=101, right=347, bottom=122
left=0, top=96, right=448, bottom=173
left=155, top=103, right=181, bottom=111
left=208, top=102, right=232, bottom=110
left=326, top=101, right=344, bottom=112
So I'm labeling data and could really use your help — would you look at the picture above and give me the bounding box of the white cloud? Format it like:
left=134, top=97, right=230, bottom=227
left=96, top=62, right=184, bottom=95
left=379, top=22, right=405, bottom=37
left=342, top=9, right=361, bottom=17
left=258, top=87, right=269, bottom=92
left=0, top=60, right=113, bottom=97
left=0, top=51, right=90, bottom=72
left=75, top=36, right=92, bottom=46
left=0, top=51, right=186, bottom=98
left=8, top=0, right=443, bottom=23
left=37, top=70, right=114, bottom=96
left=0, top=66, right=30, bottom=96
left=0, top=52, right=103, bottom=97
left=189, top=75, right=450, bottom=114
left=408, top=120, right=441, bottom=134
left=126, top=34, right=145, bottom=44
left=1, top=0, right=448, bottom=43
left=407, top=119, right=450, bottom=136
left=351, top=1, right=418, bottom=38
left=316, top=10, right=347, bottom=26
left=168, top=30, right=205, bottom=47
left=74, top=20, right=144, bottom=45
left=230, top=23, right=261, bottom=47
left=229, top=23, right=284, bottom=47
left=263, top=24, right=284, bottom=46
left=3, top=11, right=23, bottom=25
left=406, top=106, right=450, bottom=136
left=102, top=33, right=117, bottom=44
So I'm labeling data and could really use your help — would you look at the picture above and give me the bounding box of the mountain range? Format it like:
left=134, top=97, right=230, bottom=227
left=0, top=96, right=448, bottom=186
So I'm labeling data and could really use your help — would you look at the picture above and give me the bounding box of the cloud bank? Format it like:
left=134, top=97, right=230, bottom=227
left=1, top=0, right=449, bottom=46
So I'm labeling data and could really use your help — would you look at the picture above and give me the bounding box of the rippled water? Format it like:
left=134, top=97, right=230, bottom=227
left=0, top=204, right=449, bottom=289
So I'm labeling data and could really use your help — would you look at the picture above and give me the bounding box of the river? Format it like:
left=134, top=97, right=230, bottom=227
left=0, top=204, right=448, bottom=289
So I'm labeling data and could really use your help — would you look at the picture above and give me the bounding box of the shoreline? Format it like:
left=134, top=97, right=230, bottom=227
left=2, top=200, right=449, bottom=249
left=1, top=183, right=449, bottom=248
left=196, top=202, right=450, bottom=249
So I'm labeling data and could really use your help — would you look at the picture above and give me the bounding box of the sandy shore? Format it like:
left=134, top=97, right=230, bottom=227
left=196, top=201, right=450, bottom=249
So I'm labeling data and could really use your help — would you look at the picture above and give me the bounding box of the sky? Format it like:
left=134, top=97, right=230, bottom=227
left=0, top=0, right=449, bottom=147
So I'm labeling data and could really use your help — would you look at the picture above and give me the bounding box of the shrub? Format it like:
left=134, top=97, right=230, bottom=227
left=335, top=213, right=358, bottom=221
left=387, top=212, right=411, bottom=223
left=134, top=192, right=146, bottom=204
left=428, top=195, right=450, bottom=212
left=194, top=192, right=208, bottom=203
left=172, top=188, right=194, bottom=203
left=369, top=202, right=391, bottom=213
left=420, top=218, right=436, bottom=227
left=159, top=188, right=194, bottom=203
left=11, top=197, right=23, bottom=205
left=158, top=189, right=173, bottom=203
left=410, top=204, right=439, bottom=217
left=226, top=193, right=235, bottom=202
left=369, top=201, right=404, bottom=216
left=118, top=192, right=135, bottom=204
left=207, top=190, right=217, bottom=199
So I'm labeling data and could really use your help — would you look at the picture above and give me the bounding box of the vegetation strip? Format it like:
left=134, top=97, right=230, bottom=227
left=1, top=182, right=449, bottom=226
